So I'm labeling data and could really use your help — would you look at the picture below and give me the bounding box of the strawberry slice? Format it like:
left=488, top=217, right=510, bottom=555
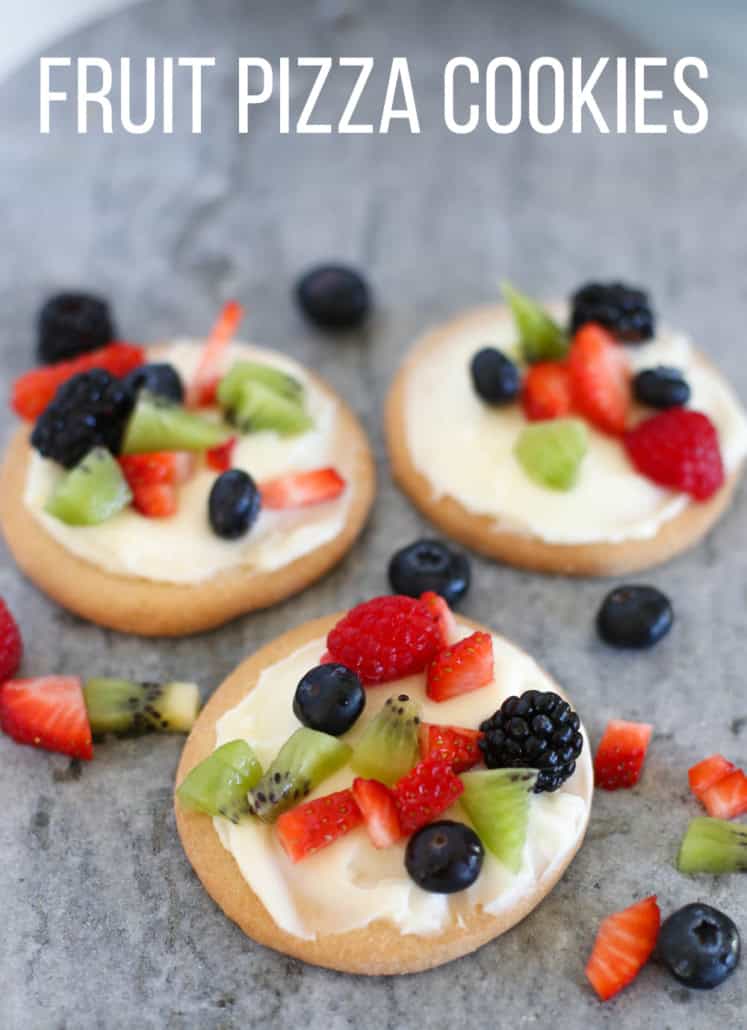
left=119, top=451, right=193, bottom=487
left=419, top=591, right=458, bottom=648
left=12, top=342, right=144, bottom=420
left=688, top=754, right=737, bottom=801
left=186, top=300, right=244, bottom=407
left=206, top=436, right=237, bottom=473
left=585, top=895, right=661, bottom=1001
left=426, top=631, right=494, bottom=703
left=419, top=724, right=483, bottom=773
left=131, top=482, right=178, bottom=518
left=569, top=322, right=631, bottom=435
left=275, top=788, right=362, bottom=862
left=393, top=758, right=464, bottom=834
left=0, top=676, right=93, bottom=760
left=521, top=362, right=572, bottom=422
left=700, top=769, right=747, bottom=820
left=260, top=468, right=346, bottom=509
left=351, top=777, right=402, bottom=847
left=594, top=720, right=653, bottom=790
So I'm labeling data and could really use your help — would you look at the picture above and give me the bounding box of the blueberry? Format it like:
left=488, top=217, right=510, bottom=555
left=405, top=820, right=484, bottom=893
left=388, top=539, right=470, bottom=606
left=37, top=292, right=116, bottom=364
left=208, top=470, right=261, bottom=539
left=296, top=264, right=370, bottom=330
left=470, top=347, right=521, bottom=405
left=125, top=362, right=184, bottom=404
left=633, top=366, right=691, bottom=409
left=597, top=585, right=673, bottom=649
left=293, top=663, right=365, bottom=736
left=658, top=903, right=740, bottom=990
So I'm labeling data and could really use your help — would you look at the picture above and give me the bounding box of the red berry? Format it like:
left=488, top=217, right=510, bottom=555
left=206, top=436, right=237, bottom=473
left=688, top=754, right=737, bottom=801
left=393, top=758, right=464, bottom=835
left=260, top=468, right=346, bottom=509
left=624, top=408, right=725, bottom=501
left=700, top=769, right=747, bottom=820
left=569, top=323, right=631, bottom=435
left=594, top=719, right=653, bottom=790
left=326, top=596, right=442, bottom=685
left=186, top=300, right=244, bottom=408
left=131, top=482, right=178, bottom=518
left=426, top=631, right=494, bottom=703
left=0, top=676, right=93, bottom=760
left=11, top=342, right=144, bottom=420
left=275, top=788, right=362, bottom=862
left=521, top=362, right=573, bottom=421
left=585, top=895, right=661, bottom=1001
left=351, top=778, right=402, bottom=847
left=0, top=600, right=22, bottom=683
left=419, top=591, right=458, bottom=648
left=419, top=723, right=483, bottom=773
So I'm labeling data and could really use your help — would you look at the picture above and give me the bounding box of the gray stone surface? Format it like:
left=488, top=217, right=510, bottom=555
left=1, top=1, right=746, bottom=1027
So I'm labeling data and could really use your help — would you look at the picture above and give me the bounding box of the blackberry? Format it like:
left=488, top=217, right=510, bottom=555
left=31, top=369, right=135, bottom=468
left=37, top=292, right=116, bottom=364
left=479, top=690, right=583, bottom=793
left=570, top=282, right=654, bottom=343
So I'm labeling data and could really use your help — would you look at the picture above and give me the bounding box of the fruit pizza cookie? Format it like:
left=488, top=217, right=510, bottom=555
left=175, top=593, right=592, bottom=974
left=386, top=282, right=747, bottom=575
left=0, top=295, right=375, bottom=635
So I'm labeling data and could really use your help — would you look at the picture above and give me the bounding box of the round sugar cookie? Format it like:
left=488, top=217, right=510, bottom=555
left=174, top=612, right=593, bottom=975
left=385, top=304, right=744, bottom=577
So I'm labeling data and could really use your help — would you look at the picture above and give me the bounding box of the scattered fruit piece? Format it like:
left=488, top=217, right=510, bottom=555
left=208, top=469, right=261, bottom=539
left=177, top=740, right=262, bottom=822
left=677, top=817, right=747, bottom=874
left=293, top=663, right=365, bottom=736
left=419, top=591, right=459, bottom=648
left=569, top=322, right=631, bottom=435
left=633, top=366, right=690, bottom=410
left=594, top=720, right=653, bottom=790
left=470, top=347, right=520, bottom=405
left=260, top=468, right=345, bottom=509
left=351, top=777, right=402, bottom=847
left=658, top=903, right=740, bottom=990
left=296, top=264, right=370, bottom=330
left=624, top=408, right=725, bottom=501
left=585, top=895, right=661, bottom=1001
left=206, top=436, right=237, bottom=472
left=419, top=724, right=483, bottom=773
left=405, top=819, right=484, bottom=893
left=83, top=678, right=199, bottom=735
left=596, top=585, right=673, bottom=649
left=122, top=391, right=228, bottom=454
left=351, top=694, right=421, bottom=785
left=186, top=300, right=244, bottom=407
left=37, top=292, right=116, bottom=364
left=217, top=361, right=303, bottom=410
left=688, top=754, right=737, bottom=802
left=119, top=451, right=192, bottom=487
left=0, top=676, right=93, bottom=760
left=0, top=600, right=22, bottom=683
left=124, top=362, right=184, bottom=404
left=131, top=482, right=177, bottom=518
left=388, top=539, right=470, bottom=606
left=45, top=447, right=132, bottom=526
left=700, top=769, right=747, bottom=820
left=276, top=788, right=363, bottom=862
left=426, top=631, right=493, bottom=703
left=514, top=418, right=588, bottom=491
left=393, top=758, right=464, bottom=835
left=232, top=380, right=313, bottom=435
left=521, top=362, right=573, bottom=422
left=570, top=282, right=654, bottom=342
left=502, top=281, right=568, bottom=362
left=460, top=768, right=537, bottom=872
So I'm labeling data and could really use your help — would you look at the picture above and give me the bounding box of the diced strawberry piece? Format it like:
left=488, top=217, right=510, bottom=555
left=260, top=468, right=346, bottom=509
left=131, top=482, right=178, bottom=518
left=624, top=408, right=725, bottom=501
left=419, top=724, right=483, bottom=773
left=569, top=323, right=631, bottom=435
left=700, top=769, right=747, bottom=820
left=186, top=300, right=244, bottom=407
left=119, top=451, right=192, bottom=488
left=585, top=895, right=661, bottom=1001
left=594, top=720, right=653, bottom=790
left=426, top=631, right=494, bottom=703
left=688, top=754, right=737, bottom=801
left=393, top=758, right=464, bottom=834
left=12, top=342, right=144, bottom=420
left=0, top=599, right=22, bottom=683
left=0, top=676, right=93, bottom=760
left=275, top=788, right=362, bottom=862
left=319, top=651, right=334, bottom=664
left=206, top=436, right=237, bottom=473
left=521, top=362, right=573, bottom=421
left=351, top=778, right=402, bottom=847
left=419, top=591, right=458, bottom=648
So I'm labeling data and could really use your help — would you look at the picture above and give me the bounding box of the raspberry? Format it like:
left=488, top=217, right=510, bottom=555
left=326, top=595, right=441, bottom=685
left=0, top=600, right=22, bottom=682
left=624, top=408, right=725, bottom=501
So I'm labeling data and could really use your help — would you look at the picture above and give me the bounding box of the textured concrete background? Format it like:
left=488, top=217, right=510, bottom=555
left=1, top=1, right=746, bottom=1027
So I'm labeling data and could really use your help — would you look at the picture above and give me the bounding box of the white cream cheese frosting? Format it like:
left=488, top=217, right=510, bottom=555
left=213, top=622, right=592, bottom=941
left=404, top=311, right=747, bottom=545
left=23, top=340, right=353, bottom=584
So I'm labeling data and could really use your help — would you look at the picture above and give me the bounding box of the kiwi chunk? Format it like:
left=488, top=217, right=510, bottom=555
left=177, top=740, right=262, bottom=823
left=502, top=280, right=568, bottom=363
left=83, top=678, right=200, bottom=736
left=351, top=694, right=421, bottom=786
left=514, top=418, right=588, bottom=491
left=460, top=768, right=537, bottom=873
left=232, top=379, right=313, bottom=436
left=121, top=390, right=228, bottom=453
left=248, top=727, right=351, bottom=822
left=217, top=361, right=303, bottom=412
left=45, top=447, right=132, bottom=526
left=677, top=817, right=747, bottom=874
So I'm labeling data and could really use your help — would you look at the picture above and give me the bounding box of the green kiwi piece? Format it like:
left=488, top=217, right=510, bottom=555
left=248, top=727, right=351, bottom=822
left=677, top=817, right=747, bottom=874
left=177, top=740, right=262, bottom=823
left=502, top=280, right=568, bottom=363
left=350, top=694, right=421, bottom=786
left=83, top=678, right=200, bottom=736
left=514, top=418, right=588, bottom=491
left=460, top=768, right=538, bottom=873
left=217, top=361, right=303, bottom=412
left=121, top=390, right=228, bottom=453
left=231, top=379, right=313, bottom=436
left=45, top=447, right=132, bottom=526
